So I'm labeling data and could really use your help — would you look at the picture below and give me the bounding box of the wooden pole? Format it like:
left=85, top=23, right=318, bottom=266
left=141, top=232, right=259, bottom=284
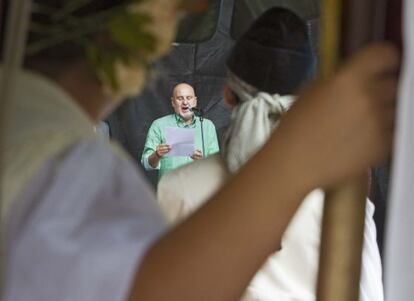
left=316, top=0, right=388, bottom=300
left=0, top=0, right=32, bottom=208
left=317, top=176, right=368, bottom=301
left=0, top=0, right=32, bottom=292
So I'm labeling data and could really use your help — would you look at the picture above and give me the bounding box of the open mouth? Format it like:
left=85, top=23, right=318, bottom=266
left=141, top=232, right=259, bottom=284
left=181, top=106, right=190, bottom=113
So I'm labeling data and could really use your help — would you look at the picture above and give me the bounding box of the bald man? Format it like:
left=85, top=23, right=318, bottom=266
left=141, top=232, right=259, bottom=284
left=141, top=83, right=219, bottom=179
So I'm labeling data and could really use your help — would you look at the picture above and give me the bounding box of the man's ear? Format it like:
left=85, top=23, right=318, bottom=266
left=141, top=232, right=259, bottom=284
left=223, top=85, right=238, bottom=107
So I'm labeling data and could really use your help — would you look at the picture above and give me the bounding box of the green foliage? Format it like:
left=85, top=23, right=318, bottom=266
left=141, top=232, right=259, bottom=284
left=86, top=44, right=119, bottom=91
left=28, top=0, right=156, bottom=91
left=109, top=11, right=156, bottom=54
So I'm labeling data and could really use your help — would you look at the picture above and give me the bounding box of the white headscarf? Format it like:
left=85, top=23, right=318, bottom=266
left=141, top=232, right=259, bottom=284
left=222, top=72, right=295, bottom=173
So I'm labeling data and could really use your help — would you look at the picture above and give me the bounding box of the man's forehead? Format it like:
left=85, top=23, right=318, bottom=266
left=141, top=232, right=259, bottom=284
left=174, top=84, right=195, bottom=96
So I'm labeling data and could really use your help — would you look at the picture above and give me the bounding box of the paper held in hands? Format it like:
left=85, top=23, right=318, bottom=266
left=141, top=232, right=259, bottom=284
left=165, top=127, right=195, bottom=157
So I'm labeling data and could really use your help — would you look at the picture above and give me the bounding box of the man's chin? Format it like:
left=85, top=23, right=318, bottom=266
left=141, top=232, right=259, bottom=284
left=180, top=112, right=193, bottom=121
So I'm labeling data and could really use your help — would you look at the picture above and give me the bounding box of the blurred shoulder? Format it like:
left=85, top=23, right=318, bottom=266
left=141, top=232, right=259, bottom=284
left=158, top=154, right=227, bottom=197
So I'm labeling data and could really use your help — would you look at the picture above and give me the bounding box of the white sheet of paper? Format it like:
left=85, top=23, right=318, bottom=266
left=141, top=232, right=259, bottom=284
left=165, top=127, right=195, bottom=157
left=385, top=1, right=414, bottom=299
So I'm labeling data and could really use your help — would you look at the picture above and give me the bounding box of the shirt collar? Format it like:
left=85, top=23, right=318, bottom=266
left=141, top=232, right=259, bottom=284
left=174, top=113, right=196, bottom=127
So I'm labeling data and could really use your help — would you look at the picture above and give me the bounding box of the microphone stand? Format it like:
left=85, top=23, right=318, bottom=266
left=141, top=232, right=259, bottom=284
left=192, top=108, right=206, bottom=157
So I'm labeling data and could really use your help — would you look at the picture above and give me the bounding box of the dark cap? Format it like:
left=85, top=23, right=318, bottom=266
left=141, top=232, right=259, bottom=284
left=226, top=7, right=317, bottom=95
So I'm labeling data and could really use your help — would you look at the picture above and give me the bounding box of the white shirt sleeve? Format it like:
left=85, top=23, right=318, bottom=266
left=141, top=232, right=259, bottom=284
left=359, top=199, right=384, bottom=301
left=3, top=139, right=166, bottom=301
left=142, top=153, right=160, bottom=170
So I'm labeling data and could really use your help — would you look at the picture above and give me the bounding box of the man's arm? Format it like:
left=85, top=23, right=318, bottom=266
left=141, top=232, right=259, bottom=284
left=206, top=121, right=220, bottom=155
left=141, top=122, right=170, bottom=170
left=147, top=144, right=171, bottom=168
left=130, top=44, right=399, bottom=301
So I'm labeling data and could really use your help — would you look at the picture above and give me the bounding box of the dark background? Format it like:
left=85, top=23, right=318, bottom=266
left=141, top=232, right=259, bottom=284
left=107, top=0, right=321, bottom=187
left=106, top=0, right=390, bottom=256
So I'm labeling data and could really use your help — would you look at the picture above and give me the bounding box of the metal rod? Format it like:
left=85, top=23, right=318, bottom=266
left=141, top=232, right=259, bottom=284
left=199, top=112, right=205, bottom=157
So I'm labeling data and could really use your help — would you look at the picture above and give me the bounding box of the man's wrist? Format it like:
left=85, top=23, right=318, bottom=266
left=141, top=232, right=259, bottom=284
left=154, top=150, right=161, bottom=158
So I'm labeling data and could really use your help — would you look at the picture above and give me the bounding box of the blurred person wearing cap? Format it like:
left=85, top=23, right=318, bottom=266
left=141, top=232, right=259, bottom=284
left=0, top=1, right=397, bottom=301
left=141, top=82, right=219, bottom=180
left=157, top=8, right=383, bottom=301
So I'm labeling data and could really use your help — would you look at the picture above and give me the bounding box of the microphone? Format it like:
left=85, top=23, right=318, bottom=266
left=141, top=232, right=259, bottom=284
left=189, top=107, right=201, bottom=113
left=189, top=107, right=203, bottom=116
